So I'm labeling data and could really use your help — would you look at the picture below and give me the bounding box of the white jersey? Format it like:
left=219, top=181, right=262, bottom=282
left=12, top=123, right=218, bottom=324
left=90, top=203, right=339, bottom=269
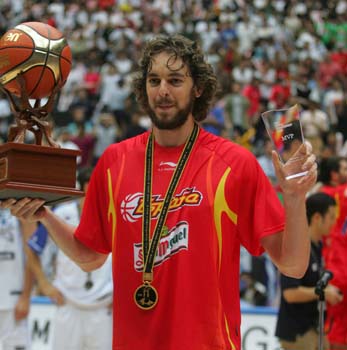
left=0, top=209, right=24, bottom=310
left=52, top=201, right=113, bottom=308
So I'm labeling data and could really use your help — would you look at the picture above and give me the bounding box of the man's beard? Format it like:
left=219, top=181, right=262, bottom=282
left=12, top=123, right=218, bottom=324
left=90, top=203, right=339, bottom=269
left=147, top=90, right=195, bottom=130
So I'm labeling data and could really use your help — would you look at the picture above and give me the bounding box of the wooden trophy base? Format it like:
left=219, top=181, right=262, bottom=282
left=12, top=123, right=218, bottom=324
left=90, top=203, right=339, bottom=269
left=0, top=142, right=84, bottom=205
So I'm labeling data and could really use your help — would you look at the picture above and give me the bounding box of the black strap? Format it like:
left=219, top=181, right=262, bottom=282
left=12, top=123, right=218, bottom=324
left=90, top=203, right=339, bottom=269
left=142, top=124, right=199, bottom=280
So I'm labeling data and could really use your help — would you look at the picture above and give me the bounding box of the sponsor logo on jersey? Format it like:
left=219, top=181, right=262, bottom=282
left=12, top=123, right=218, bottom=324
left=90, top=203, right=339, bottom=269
left=134, top=221, right=188, bottom=271
left=120, top=187, right=203, bottom=222
left=158, top=161, right=177, bottom=171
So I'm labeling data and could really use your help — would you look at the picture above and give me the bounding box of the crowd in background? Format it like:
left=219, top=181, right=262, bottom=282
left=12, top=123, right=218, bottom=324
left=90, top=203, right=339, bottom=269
left=0, top=0, right=347, bottom=308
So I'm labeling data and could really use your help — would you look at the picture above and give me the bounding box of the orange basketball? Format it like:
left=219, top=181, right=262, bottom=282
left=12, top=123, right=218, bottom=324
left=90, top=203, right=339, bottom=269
left=0, top=21, right=72, bottom=99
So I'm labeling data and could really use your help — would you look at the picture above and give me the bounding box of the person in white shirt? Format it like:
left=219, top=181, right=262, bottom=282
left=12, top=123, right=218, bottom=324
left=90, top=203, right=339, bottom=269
left=27, top=167, right=113, bottom=350
left=0, top=210, right=35, bottom=350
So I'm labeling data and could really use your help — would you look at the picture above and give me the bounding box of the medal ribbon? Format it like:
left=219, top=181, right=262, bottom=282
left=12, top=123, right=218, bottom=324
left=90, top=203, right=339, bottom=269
left=142, top=123, right=199, bottom=282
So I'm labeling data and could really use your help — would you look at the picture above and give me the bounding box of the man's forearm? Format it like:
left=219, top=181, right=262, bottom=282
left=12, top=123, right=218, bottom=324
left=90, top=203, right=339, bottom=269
left=281, top=194, right=310, bottom=277
left=40, top=207, right=106, bottom=271
left=262, top=194, right=310, bottom=279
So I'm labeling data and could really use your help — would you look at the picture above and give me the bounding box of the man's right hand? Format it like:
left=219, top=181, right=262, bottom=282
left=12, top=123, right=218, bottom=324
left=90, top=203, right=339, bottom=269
left=0, top=198, right=46, bottom=222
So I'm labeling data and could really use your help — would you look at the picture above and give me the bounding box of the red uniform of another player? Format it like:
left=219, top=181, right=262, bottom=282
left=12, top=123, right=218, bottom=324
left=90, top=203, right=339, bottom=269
left=320, top=184, right=347, bottom=346
left=75, top=128, right=285, bottom=350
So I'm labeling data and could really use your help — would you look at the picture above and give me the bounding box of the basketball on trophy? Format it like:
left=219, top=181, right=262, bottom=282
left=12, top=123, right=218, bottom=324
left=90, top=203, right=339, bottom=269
left=0, top=21, right=71, bottom=99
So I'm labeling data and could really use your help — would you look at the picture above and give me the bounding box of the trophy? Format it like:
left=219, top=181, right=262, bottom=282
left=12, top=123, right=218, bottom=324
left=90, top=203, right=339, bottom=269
left=0, top=22, right=83, bottom=205
left=261, top=104, right=309, bottom=180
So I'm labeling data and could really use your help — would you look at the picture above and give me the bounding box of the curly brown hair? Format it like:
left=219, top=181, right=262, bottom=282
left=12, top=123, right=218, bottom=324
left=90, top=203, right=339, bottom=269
left=132, top=34, right=218, bottom=122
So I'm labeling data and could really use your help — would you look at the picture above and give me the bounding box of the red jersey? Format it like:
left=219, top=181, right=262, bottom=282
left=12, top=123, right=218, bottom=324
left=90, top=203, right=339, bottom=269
left=320, top=184, right=347, bottom=344
left=75, top=128, right=285, bottom=350
left=320, top=184, right=347, bottom=238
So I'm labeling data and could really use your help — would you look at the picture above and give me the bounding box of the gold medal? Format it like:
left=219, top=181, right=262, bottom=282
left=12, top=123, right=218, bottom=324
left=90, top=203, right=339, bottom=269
left=134, top=283, right=158, bottom=310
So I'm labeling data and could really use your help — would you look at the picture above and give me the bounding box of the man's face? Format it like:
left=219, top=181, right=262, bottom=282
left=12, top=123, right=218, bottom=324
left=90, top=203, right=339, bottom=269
left=320, top=206, right=337, bottom=237
left=145, top=51, right=198, bottom=130
left=338, top=160, right=347, bottom=184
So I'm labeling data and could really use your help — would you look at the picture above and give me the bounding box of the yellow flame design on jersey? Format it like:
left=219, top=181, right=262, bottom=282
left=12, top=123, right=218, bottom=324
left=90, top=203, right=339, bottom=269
left=214, top=167, right=238, bottom=272
left=107, top=168, right=117, bottom=247
left=224, top=314, right=236, bottom=350
left=107, top=154, right=126, bottom=249
left=211, top=166, right=237, bottom=350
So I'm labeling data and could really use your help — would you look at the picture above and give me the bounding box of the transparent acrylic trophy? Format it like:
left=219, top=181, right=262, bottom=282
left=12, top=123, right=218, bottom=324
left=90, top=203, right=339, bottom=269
left=261, top=104, right=308, bottom=180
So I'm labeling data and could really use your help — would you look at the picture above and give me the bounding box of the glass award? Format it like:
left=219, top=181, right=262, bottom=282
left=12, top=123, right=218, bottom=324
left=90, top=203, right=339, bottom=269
left=261, top=104, right=308, bottom=180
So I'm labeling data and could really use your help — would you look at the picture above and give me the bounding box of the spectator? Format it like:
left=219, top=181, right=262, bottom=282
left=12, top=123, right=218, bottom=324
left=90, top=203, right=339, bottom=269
left=92, top=109, right=119, bottom=165
left=83, top=63, right=101, bottom=102
left=97, top=77, right=131, bottom=136
left=235, top=12, right=256, bottom=55
left=113, top=50, right=133, bottom=75
left=67, top=105, right=94, bottom=137
left=70, top=86, right=96, bottom=119
left=317, top=54, right=344, bottom=90
left=291, top=73, right=312, bottom=102
left=232, top=57, right=254, bottom=85
left=201, top=93, right=226, bottom=136
left=300, top=99, right=330, bottom=158
left=257, top=138, right=277, bottom=185
left=56, top=127, right=82, bottom=165
left=97, top=63, right=121, bottom=112
left=0, top=211, right=36, bottom=350
left=124, top=110, right=149, bottom=139
left=70, top=123, right=96, bottom=169
left=242, top=77, right=261, bottom=125
left=268, top=77, right=291, bottom=109
left=254, top=60, right=276, bottom=102
left=223, top=82, right=250, bottom=137
left=323, top=78, right=345, bottom=127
